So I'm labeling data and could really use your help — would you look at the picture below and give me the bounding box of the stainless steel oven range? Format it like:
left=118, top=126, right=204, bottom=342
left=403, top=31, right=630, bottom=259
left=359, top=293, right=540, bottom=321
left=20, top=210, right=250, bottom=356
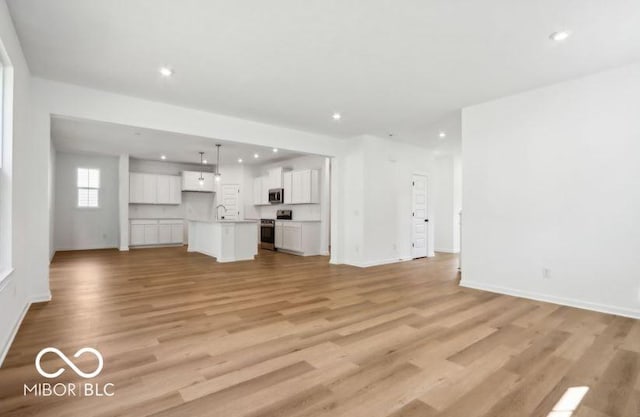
left=260, top=219, right=275, bottom=250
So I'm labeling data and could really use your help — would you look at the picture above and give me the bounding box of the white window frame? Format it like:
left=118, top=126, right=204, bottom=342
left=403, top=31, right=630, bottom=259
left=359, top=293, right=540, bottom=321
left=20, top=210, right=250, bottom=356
left=0, top=63, right=3, bottom=169
left=77, top=167, right=101, bottom=208
left=0, top=49, right=13, bottom=284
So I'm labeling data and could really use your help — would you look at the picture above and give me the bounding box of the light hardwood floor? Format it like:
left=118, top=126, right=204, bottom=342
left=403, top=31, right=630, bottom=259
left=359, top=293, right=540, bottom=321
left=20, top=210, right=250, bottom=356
left=0, top=247, right=638, bottom=417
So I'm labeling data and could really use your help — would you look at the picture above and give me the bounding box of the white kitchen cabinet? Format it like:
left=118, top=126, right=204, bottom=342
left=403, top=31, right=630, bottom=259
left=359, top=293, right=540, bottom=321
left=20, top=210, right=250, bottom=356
left=130, top=173, right=181, bottom=204
left=143, top=223, right=159, bottom=244
left=282, top=223, right=302, bottom=252
left=268, top=167, right=284, bottom=189
left=253, top=177, right=263, bottom=205
left=169, top=176, right=182, bottom=204
left=130, top=219, right=183, bottom=246
left=283, top=171, right=292, bottom=204
left=143, top=174, right=157, bottom=203
left=275, top=221, right=284, bottom=248
left=130, top=223, right=145, bottom=245
left=290, top=169, right=319, bottom=204
left=129, top=173, right=145, bottom=203
left=253, top=168, right=318, bottom=206
left=261, top=176, right=270, bottom=204
left=274, top=221, right=321, bottom=255
left=171, top=223, right=184, bottom=243
left=156, top=175, right=170, bottom=204
left=158, top=223, right=172, bottom=244
left=253, top=176, right=269, bottom=205
left=182, top=171, right=215, bottom=192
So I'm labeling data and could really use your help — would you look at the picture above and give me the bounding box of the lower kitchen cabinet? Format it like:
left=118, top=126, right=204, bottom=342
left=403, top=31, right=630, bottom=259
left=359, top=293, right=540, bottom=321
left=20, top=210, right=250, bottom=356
left=282, top=224, right=302, bottom=252
left=130, top=219, right=183, bottom=246
left=274, top=221, right=321, bottom=256
left=274, top=223, right=283, bottom=248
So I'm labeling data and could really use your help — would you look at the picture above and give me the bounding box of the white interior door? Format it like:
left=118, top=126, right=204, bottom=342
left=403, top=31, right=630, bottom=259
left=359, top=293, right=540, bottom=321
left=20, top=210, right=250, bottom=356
left=221, top=184, right=240, bottom=220
left=411, top=174, right=428, bottom=258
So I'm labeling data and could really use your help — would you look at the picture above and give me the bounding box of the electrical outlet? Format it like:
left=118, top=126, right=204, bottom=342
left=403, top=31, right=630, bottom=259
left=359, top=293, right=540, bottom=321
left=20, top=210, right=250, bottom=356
left=542, top=268, right=551, bottom=279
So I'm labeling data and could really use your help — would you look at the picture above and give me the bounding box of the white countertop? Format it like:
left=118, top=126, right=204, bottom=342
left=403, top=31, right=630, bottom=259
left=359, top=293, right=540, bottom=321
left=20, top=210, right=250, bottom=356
left=187, top=219, right=258, bottom=224
left=273, top=219, right=321, bottom=222
left=129, top=217, right=183, bottom=220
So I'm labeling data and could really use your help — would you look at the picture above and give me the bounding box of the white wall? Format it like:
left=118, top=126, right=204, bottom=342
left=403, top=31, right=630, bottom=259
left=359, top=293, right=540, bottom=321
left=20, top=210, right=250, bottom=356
left=118, top=154, right=129, bottom=250
left=461, top=62, right=640, bottom=319
left=453, top=155, right=462, bottom=251
left=339, top=135, right=436, bottom=267
left=48, top=141, right=56, bottom=259
left=54, top=152, right=119, bottom=251
left=433, top=154, right=462, bottom=253
left=0, top=0, right=50, bottom=366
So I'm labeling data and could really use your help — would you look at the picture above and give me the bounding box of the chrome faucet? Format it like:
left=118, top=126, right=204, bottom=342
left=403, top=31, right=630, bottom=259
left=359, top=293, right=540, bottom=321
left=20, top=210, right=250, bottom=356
left=215, top=204, right=227, bottom=220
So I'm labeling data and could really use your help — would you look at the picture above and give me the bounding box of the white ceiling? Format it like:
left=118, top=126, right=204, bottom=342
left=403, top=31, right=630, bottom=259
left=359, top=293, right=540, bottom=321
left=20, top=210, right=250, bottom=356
left=51, top=116, right=306, bottom=165
left=9, top=1, right=640, bottom=144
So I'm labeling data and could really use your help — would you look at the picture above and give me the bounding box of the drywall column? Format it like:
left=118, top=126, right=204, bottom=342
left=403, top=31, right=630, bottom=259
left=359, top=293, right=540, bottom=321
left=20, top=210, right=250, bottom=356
left=320, top=157, right=331, bottom=256
left=118, top=154, right=129, bottom=251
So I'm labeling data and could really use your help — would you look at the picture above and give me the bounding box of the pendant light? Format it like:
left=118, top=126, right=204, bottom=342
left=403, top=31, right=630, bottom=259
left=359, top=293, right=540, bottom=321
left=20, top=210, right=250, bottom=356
left=198, top=151, right=205, bottom=186
left=214, top=144, right=222, bottom=182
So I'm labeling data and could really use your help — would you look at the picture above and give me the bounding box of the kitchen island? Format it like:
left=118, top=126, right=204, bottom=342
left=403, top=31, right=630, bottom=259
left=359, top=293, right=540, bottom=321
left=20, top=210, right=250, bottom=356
left=187, top=220, right=258, bottom=262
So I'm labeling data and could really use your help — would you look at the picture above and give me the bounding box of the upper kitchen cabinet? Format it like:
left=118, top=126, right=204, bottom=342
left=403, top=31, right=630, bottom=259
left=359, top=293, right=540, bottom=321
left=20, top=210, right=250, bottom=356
left=290, top=169, right=319, bottom=204
left=268, top=167, right=284, bottom=189
left=283, top=171, right=293, bottom=204
left=156, top=175, right=182, bottom=204
left=182, top=171, right=215, bottom=192
left=253, top=176, right=269, bottom=205
left=130, top=173, right=181, bottom=204
left=255, top=168, right=319, bottom=205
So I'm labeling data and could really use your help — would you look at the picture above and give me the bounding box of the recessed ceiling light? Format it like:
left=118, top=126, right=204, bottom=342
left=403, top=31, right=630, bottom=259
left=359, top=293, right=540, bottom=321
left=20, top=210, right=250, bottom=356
left=439, top=131, right=446, bottom=138
left=254, top=153, right=259, bottom=159
left=237, top=158, right=243, bottom=163
left=159, top=67, right=173, bottom=77
left=160, top=155, right=167, bottom=160
left=273, top=148, right=278, bottom=153
left=549, top=30, right=571, bottom=42
left=332, top=112, right=342, bottom=121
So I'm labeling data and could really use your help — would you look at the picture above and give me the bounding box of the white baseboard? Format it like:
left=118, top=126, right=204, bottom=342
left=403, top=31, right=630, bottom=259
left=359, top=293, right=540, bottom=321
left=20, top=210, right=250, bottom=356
left=0, top=291, right=51, bottom=367
left=30, top=292, right=52, bottom=303
left=460, top=280, right=640, bottom=320
left=349, top=257, right=413, bottom=268
left=0, top=299, right=29, bottom=367
left=55, top=245, right=118, bottom=251
left=216, top=256, right=256, bottom=263
left=435, top=248, right=460, bottom=254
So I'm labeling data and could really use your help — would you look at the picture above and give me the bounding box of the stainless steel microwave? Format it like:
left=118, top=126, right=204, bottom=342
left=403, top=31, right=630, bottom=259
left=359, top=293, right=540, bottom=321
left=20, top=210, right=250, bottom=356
left=268, top=188, right=284, bottom=204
